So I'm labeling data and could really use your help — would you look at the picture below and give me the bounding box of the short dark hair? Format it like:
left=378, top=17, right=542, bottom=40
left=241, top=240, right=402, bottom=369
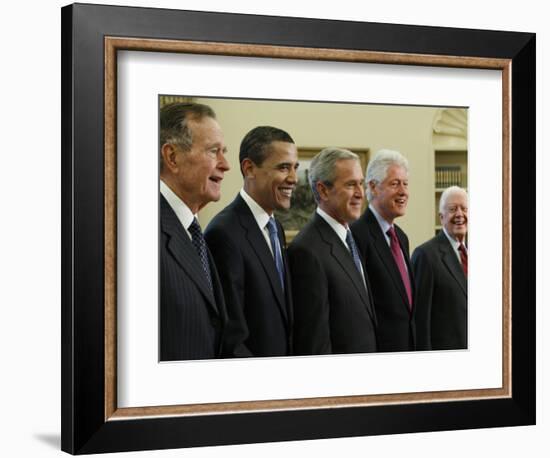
left=159, top=102, right=216, bottom=170
left=239, top=126, right=294, bottom=174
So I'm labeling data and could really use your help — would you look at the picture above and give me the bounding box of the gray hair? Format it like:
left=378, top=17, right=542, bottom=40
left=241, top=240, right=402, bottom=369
left=159, top=102, right=216, bottom=171
left=309, top=147, right=360, bottom=203
left=439, top=186, right=468, bottom=213
left=365, top=149, right=409, bottom=201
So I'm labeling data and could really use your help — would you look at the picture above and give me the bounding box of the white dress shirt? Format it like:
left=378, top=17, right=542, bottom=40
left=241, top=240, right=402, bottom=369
left=316, top=207, right=367, bottom=285
left=160, top=180, right=196, bottom=239
left=369, top=204, right=409, bottom=270
left=442, top=227, right=468, bottom=263
left=240, top=188, right=277, bottom=257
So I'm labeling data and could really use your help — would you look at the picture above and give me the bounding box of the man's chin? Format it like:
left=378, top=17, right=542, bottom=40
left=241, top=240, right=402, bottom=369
left=452, top=229, right=467, bottom=238
left=206, top=192, right=221, bottom=203
left=275, top=200, right=291, bottom=211
left=347, top=210, right=361, bottom=222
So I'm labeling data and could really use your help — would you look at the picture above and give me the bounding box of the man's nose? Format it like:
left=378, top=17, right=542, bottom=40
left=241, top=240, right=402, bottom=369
left=218, top=153, right=230, bottom=171
left=286, top=167, right=298, bottom=184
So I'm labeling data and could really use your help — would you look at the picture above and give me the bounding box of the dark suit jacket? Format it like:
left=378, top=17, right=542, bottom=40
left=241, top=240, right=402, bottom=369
left=287, top=213, right=377, bottom=355
left=160, top=195, right=228, bottom=361
left=411, top=231, right=467, bottom=350
left=351, top=208, right=415, bottom=351
left=204, top=194, right=293, bottom=357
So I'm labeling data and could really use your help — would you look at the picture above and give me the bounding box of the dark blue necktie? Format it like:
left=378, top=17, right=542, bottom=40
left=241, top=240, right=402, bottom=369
left=266, top=217, right=285, bottom=292
left=346, top=229, right=363, bottom=276
left=188, top=218, right=213, bottom=292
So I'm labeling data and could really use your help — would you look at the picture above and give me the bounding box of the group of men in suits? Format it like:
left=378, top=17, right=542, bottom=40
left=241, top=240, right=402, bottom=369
left=159, top=101, right=468, bottom=361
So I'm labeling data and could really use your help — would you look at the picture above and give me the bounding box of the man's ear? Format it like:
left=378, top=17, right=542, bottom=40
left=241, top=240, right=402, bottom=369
left=317, top=181, right=330, bottom=202
left=160, top=143, right=179, bottom=173
left=241, top=158, right=256, bottom=179
left=368, top=180, right=377, bottom=198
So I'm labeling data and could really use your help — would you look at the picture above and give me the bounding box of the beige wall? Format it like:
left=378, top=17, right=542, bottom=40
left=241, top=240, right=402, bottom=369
left=196, top=97, right=444, bottom=251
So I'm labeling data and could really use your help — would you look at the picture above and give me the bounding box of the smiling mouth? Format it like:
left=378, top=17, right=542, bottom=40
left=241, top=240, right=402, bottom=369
left=395, top=198, right=407, bottom=205
left=279, top=187, right=294, bottom=198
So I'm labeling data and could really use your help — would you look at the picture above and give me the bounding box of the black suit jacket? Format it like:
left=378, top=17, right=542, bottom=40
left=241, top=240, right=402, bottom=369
left=350, top=208, right=415, bottom=351
left=204, top=194, right=293, bottom=357
left=411, top=231, right=467, bottom=350
left=160, top=195, right=228, bottom=361
left=287, top=213, right=377, bottom=355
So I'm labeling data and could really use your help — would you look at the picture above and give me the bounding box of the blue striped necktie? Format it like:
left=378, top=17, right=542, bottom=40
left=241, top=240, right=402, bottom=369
left=188, top=218, right=213, bottom=292
left=346, top=228, right=363, bottom=275
left=266, top=217, right=285, bottom=292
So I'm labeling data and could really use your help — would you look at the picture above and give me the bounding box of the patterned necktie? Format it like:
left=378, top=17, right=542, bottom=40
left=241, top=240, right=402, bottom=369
left=458, top=243, right=468, bottom=276
left=188, top=218, right=213, bottom=292
left=345, top=229, right=363, bottom=276
left=387, top=226, right=413, bottom=309
left=266, top=217, right=285, bottom=292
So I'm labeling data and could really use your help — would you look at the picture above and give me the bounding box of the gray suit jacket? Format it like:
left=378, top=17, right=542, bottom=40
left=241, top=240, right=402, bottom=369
left=160, top=195, right=228, bottom=361
left=411, top=231, right=467, bottom=350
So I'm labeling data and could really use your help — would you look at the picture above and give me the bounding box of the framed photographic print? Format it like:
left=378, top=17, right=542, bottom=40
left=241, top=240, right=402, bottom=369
left=61, top=3, right=535, bottom=454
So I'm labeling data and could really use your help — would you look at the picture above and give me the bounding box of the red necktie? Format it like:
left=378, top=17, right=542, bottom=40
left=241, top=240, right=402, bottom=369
left=458, top=243, right=468, bottom=276
left=387, top=227, right=412, bottom=310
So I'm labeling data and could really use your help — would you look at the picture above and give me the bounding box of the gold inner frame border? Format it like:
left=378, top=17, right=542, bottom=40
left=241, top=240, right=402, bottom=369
left=104, top=36, right=512, bottom=421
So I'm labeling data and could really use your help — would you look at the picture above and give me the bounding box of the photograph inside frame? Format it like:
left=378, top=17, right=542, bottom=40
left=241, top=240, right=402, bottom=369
left=158, top=95, right=468, bottom=362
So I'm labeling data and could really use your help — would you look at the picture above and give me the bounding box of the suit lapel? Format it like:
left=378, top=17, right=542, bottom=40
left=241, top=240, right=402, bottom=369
left=233, top=196, right=288, bottom=321
left=315, top=214, right=376, bottom=323
left=437, top=231, right=467, bottom=295
left=160, top=196, right=219, bottom=315
left=366, top=210, right=411, bottom=309
left=396, top=228, right=416, bottom=300
left=278, top=220, right=294, bottom=328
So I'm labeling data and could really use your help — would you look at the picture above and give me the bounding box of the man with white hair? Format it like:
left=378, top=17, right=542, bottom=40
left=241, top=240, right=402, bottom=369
left=411, top=186, right=468, bottom=350
left=351, top=149, right=416, bottom=352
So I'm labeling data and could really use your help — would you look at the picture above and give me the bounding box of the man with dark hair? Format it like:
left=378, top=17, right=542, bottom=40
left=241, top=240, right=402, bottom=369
left=287, top=147, right=377, bottom=355
left=159, top=102, right=230, bottom=361
left=205, top=126, right=298, bottom=357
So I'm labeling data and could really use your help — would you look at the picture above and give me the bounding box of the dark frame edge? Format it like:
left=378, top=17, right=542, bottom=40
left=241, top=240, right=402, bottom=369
left=61, top=3, right=536, bottom=454
left=510, top=33, right=536, bottom=425
left=61, top=3, right=75, bottom=455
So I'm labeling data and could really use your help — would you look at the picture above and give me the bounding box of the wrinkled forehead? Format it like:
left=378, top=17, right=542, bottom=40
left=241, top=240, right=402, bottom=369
left=384, top=164, right=408, bottom=180
left=335, top=158, right=363, bottom=180
left=188, top=115, right=220, bottom=131
left=444, top=193, right=468, bottom=208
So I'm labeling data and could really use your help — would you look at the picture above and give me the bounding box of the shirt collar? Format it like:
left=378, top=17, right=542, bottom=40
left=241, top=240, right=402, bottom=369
left=369, top=204, right=393, bottom=236
left=442, top=227, right=467, bottom=251
left=240, top=188, right=272, bottom=231
left=160, top=179, right=196, bottom=231
left=316, top=207, right=349, bottom=245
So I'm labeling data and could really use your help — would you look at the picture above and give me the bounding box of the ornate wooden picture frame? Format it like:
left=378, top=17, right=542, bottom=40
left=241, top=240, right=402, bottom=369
left=61, top=3, right=535, bottom=454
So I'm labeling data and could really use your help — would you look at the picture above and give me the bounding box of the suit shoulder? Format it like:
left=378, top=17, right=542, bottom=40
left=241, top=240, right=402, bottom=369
left=350, top=214, right=375, bottom=253
left=411, top=236, right=438, bottom=260
left=350, top=213, right=369, bottom=233
left=205, top=204, right=239, bottom=234
left=288, top=221, right=319, bottom=253
left=394, top=223, right=410, bottom=241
